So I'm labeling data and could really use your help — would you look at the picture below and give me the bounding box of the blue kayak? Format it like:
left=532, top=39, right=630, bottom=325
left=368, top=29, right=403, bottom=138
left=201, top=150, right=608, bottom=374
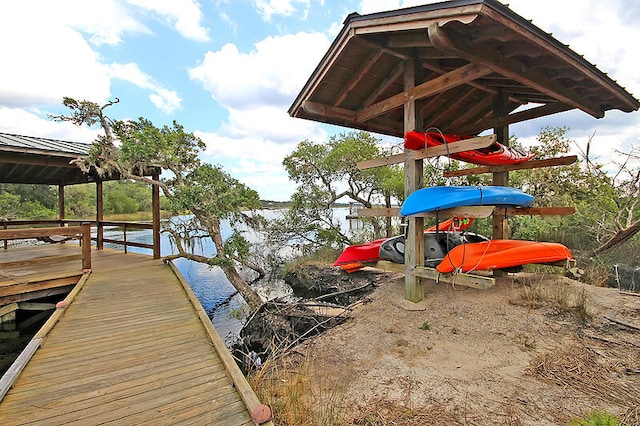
left=401, top=186, right=534, bottom=216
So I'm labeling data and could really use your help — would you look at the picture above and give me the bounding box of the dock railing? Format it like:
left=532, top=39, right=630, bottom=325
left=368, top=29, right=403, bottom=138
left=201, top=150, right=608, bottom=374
left=1, top=219, right=159, bottom=258
left=0, top=223, right=92, bottom=270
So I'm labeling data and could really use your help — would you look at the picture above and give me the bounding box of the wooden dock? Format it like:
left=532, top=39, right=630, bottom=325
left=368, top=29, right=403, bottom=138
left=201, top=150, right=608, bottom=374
left=0, top=245, right=268, bottom=425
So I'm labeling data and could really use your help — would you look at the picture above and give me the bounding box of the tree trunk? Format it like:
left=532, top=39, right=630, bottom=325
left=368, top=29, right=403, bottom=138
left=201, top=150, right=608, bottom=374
left=210, top=217, right=263, bottom=311
left=591, top=220, right=640, bottom=255
left=222, top=264, right=263, bottom=311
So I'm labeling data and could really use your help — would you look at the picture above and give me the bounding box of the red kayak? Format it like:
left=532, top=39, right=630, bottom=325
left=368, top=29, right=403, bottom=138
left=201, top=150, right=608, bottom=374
left=436, top=240, right=574, bottom=273
left=404, top=131, right=535, bottom=166
left=334, top=238, right=387, bottom=272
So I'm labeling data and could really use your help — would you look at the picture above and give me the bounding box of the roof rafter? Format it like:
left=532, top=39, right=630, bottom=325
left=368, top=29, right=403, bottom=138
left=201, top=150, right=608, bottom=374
left=427, top=23, right=604, bottom=118
left=357, top=62, right=493, bottom=122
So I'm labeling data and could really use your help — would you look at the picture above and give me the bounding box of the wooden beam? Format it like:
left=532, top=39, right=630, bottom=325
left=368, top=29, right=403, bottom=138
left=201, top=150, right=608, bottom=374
left=152, top=171, right=161, bottom=259
left=58, top=185, right=65, bottom=221
left=301, top=100, right=357, bottom=121
left=334, top=50, right=384, bottom=107
left=358, top=62, right=493, bottom=122
left=362, top=62, right=405, bottom=108
left=0, top=339, right=42, bottom=401
left=428, top=24, right=604, bottom=118
left=502, top=206, right=576, bottom=216
left=353, top=207, right=401, bottom=217
left=443, top=155, right=578, bottom=177
left=353, top=205, right=494, bottom=219
left=491, top=92, right=510, bottom=245
left=17, top=302, right=56, bottom=311
left=168, top=261, right=268, bottom=420
left=0, top=225, right=83, bottom=240
left=0, top=303, right=19, bottom=317
left=387, top=32, right=432, bottom=48
left=96, top=180, right=104, bottom=250
left=404, top=58, right=424, bottom=303
left=0, top=254, right=83, bottom=269
left=375, top=260, right=495, bottom=290
left=458, top=103, right=573, bottom=135
left=357, top=134, right=496, bottom=169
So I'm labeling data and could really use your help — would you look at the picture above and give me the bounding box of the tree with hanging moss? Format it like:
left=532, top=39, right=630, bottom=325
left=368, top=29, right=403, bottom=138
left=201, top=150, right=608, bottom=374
left=51, top=97, right=264, bottom=310
left=269, top=131, right=403, bottom=254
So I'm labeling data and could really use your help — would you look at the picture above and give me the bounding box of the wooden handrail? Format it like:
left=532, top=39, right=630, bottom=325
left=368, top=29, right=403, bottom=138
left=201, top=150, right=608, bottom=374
left=1, top=219, right=158, bottom=257
left=0, top=224, right=92, bottom=270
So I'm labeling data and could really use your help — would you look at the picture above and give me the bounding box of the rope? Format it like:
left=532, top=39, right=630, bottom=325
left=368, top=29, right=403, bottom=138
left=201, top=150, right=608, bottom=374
left=423, top=127, right=452, bottom=171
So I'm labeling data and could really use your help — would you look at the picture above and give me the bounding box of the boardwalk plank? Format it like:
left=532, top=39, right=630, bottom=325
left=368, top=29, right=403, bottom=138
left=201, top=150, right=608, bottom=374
left=0, top=247, right=263, bottom=425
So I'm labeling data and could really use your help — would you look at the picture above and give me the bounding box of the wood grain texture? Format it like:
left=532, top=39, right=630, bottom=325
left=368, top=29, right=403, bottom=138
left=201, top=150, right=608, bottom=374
left=0, top=246, right=261, bottom=425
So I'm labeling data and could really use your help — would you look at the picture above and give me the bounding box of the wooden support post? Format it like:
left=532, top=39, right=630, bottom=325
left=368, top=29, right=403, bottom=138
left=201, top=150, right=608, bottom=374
left=96, top=180, right=104, bottom=250
left=152, top=170, right=161, bottom=259
left=58, top=185, right=65, bottom=222
left=492, top=92, right=509, bottom=278
left=58, top=185, right=66, bottom=244
left=404, top=58, right=425, bottom=302
left=81, top=222, right=91, bottom=270
left=492, top=92, right=509, bottom=241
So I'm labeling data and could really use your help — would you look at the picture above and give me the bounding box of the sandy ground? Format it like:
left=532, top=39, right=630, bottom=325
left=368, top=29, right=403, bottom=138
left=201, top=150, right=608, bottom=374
left=282, top=270, right=640, bottom=425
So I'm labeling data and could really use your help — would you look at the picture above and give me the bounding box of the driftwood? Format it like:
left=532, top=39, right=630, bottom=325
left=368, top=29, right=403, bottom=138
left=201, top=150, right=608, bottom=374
left=604, top=316, right=640, bottom=332
left=592, top=220, right=640, bottom=255
left=313, top=281, right=374, bottom=302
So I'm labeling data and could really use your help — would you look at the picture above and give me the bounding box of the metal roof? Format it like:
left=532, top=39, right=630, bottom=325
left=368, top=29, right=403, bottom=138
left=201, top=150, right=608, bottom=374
left=289, top=0, right=639, bottom=137
left=0, top=133, right=91, bottom=156
left=1, top=132, right=113, bottom=185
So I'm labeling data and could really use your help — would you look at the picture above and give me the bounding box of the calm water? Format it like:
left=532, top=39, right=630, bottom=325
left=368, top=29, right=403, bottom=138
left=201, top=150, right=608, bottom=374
left=103, top=208, right=356, bottom=345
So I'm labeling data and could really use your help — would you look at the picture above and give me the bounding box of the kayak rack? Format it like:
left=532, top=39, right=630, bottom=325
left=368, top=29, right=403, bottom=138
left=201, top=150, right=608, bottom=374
left=374, top=260, right=495, bottom=290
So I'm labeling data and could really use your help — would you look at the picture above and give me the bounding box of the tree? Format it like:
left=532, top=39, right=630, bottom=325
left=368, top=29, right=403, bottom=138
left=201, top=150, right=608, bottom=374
left=270, top=131, right=403, bottom=254
left=52, top=97, right=264, bottom=311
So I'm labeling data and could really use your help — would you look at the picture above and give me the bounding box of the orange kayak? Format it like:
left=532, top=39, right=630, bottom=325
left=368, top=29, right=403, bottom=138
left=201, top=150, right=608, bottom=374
left=436, top=240, right=574, bottom=273
left=426, top=217, right=474, bottom=232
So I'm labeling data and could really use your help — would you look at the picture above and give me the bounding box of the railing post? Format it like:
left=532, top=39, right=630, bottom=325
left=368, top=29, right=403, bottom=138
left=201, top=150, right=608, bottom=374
left=123, top=223, right=128, bottom=254
left=96, top=180, right=104, bottom=250
left=81, top=222, right=92, bottom=270
left=152, top=170, right=161, bottom=259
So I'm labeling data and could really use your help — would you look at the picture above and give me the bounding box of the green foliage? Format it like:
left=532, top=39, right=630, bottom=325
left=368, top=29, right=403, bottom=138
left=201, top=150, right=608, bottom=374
left=54, top=97, right=264, bottom=310
left=419, top=321, right=431, bottom=331
left=571, top=411, right=620, bottom=426
left=0, top=191, right=23, bottom=220
left=0, top=185, right=57, bottom=220
left=273, top=131, right=403, bottom=253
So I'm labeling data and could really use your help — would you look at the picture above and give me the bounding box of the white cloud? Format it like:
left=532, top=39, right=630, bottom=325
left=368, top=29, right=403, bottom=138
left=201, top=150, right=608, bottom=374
left=189, top=32, right=330, bottom=111
left=506, top=0, right=640, bottom=97
left=359, top=0, right=425, bottom=14
left=0, top=0, right=181, bottom=115
left=254, top=0, right=311, bottom=21
left=108, top=63, right=182, bottom=114
left=126, top=0, right=210, bottom=42
left=195, top=105, right=328, bottom=201
left=0, top=107, right=100, bottom=142
left=0, top=10, right=111, bottom=107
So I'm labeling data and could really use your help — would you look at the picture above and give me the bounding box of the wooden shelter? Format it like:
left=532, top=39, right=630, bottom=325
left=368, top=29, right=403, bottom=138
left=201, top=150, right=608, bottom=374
left=0, top=132, right=162, bottom=258
left=289, top=0, right=639, bottom=301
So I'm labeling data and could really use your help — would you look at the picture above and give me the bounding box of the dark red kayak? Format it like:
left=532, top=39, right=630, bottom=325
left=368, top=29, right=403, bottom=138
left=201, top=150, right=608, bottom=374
left=404, top=131, right=535, bottom=166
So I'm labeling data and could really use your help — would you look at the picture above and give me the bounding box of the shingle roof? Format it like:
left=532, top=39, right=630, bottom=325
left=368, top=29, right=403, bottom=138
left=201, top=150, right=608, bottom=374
left=289, top=0, right=639, bottom=137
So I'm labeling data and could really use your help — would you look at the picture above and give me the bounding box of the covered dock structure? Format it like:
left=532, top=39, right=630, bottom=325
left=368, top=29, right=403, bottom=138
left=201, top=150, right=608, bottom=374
left=1, top=133, right=272, bottom=424
left=289, top=0, right=639, bottom=301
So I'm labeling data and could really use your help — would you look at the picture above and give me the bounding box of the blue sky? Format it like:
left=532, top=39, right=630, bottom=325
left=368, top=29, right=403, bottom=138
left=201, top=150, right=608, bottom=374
left=1, top=0, right=639, bottom=201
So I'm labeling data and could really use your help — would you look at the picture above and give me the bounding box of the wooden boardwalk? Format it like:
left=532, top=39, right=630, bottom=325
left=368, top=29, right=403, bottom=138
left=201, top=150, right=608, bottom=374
left=0, top=246, right=266, bottom=425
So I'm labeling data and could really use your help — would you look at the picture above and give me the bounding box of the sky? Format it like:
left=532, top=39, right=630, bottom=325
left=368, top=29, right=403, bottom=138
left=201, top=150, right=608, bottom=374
left=1, top=0, right=639, bottom=201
